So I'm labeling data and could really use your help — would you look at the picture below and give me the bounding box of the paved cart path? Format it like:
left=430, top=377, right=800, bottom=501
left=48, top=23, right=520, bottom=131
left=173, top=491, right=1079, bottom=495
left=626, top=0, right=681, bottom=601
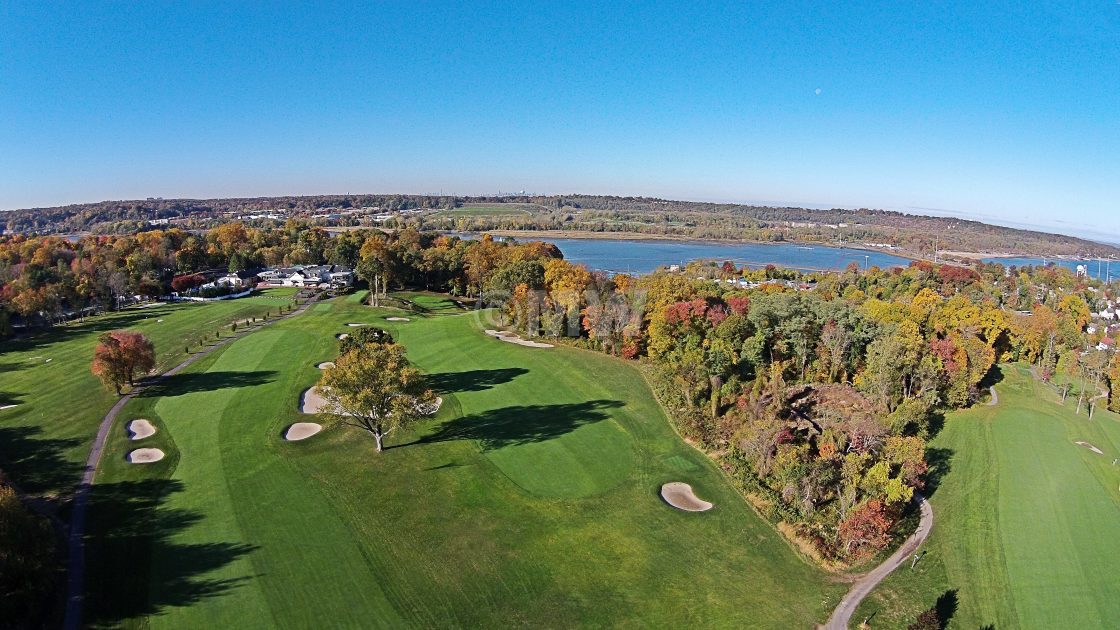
left=824, top=494, right=933, bottom=630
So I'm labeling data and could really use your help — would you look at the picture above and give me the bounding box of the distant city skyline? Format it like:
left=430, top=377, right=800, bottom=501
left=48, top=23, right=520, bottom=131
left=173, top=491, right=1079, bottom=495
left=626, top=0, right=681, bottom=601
left=2, top=2, right=1116, bottom=241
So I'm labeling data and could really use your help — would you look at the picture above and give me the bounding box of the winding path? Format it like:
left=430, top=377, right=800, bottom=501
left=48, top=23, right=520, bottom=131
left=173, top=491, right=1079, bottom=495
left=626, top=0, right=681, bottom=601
left=824, top=494, right=934, bottom=630
left=63, top=299, right=314, bottom=630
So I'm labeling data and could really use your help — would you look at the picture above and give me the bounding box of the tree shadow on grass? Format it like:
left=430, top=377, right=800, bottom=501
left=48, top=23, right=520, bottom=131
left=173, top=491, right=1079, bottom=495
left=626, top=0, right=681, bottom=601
left=980, top=364, right=1005, bottom=389
left=84, top=479, right=258, bottom=628
left=138, top=370, right=277, bottom=398
left=0, top=390, right=24, bottom=407
left=0, top=309, right=175, bottom=356
left=924, top=447, right=953, bottom=499
left=0, top=426, right=83, bottom=497
left=424, top=368, right=528, bottom=394
left=413, top=399, right=624, bottom=450
left=935, top=589, right=959, bottom=628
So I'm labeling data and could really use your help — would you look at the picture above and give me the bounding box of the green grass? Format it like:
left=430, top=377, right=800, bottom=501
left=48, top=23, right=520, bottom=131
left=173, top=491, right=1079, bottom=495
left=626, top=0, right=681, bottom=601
left=85, top=293, right=844, bottom=628
left=854, top=364, right=1120, bottom=628
left=0, top=293, right=293, bottom=496
left=432, top=204, right=535, bottom=218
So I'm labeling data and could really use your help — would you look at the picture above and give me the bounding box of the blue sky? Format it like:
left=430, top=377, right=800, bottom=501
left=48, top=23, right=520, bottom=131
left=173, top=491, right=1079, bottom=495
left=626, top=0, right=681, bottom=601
left=1, top=2, right=1117, bottom=239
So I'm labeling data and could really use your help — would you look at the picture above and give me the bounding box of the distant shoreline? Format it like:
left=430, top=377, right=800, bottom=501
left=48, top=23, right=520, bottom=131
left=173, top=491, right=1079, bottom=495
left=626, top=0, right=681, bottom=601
left=481, top=229, right=925, bottom=262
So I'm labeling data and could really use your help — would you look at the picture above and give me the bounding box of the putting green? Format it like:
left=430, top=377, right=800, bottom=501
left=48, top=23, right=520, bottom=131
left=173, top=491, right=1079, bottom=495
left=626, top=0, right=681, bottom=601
left=87, top=293, right=843, bottom=627
left=854, top=364, right=1120, bottom=628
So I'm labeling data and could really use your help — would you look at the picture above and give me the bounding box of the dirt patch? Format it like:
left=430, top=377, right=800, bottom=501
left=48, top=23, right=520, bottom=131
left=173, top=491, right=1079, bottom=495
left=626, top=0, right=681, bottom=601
left=285, top=422, right=322, bottom=441
left=127, top=419, right=156, bottom=440
left=660, top=482, right=713, bottom=512
left=1075, top=441, right=1104, bottom=455
left=484, top=329, right=554, bottom=348
left=126, top=448, right=165, bottom=464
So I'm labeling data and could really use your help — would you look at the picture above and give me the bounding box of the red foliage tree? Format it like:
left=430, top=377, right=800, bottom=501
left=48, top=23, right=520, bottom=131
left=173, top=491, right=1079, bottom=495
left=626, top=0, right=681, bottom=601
left=171, top=273, right=206, bottom=293
left=838, top=499, right=893, bottom=559
left=91, top=331, right=155, bottom=395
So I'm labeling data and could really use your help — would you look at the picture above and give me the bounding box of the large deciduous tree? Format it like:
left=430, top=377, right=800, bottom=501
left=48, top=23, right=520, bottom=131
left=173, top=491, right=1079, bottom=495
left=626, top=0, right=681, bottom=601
left=91, top=331, right=155, bottom=395
left=319, top=343, right=435, bottom=453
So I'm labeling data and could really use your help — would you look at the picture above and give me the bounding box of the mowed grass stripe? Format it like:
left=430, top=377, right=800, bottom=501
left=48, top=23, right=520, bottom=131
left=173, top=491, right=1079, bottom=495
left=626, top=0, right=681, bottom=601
left=148, top=326, right=401, bottom=629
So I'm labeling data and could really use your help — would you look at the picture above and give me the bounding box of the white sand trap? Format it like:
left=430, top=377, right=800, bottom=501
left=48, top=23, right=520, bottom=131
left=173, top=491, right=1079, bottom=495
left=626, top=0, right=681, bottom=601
left=127, top=448, right=165, bottom=464
left=660, top=482, right=713, bottom=512
left=157, top=319, right=164, bottom=322
left=285, top=422, right=322, bottom=441
left=386, top=317, right=411, bottom=322
left=44, top=358, right=52, bottom=363
left=1076, top=441, right=1105, bottom=455
left=127, top=419, right=156, bottom=440
left=0, top=404, right=18, bottom=411
left=347, top=323, right=368, bottom=327
left=483, top=329, right=554, bottom=348
left=317, top=361, right=335, bottom=369
left=300, top=387, right=348, bottom=415
left=336, top=333, right=350, bottom=340
left=418, top=397, right=443, bottom=416
left=300, top=387, right=332, bottom=414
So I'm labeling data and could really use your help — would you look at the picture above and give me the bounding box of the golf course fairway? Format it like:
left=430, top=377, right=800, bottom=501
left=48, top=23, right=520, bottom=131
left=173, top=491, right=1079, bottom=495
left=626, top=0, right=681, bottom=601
left=854, top=364, right=1120, bottom=628
left=84, top=293, right=844, bottom=628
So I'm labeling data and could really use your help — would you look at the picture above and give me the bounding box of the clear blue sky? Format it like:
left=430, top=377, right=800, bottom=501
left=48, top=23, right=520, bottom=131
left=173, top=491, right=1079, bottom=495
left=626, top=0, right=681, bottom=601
left=1, top=2, right=1117, bottom=238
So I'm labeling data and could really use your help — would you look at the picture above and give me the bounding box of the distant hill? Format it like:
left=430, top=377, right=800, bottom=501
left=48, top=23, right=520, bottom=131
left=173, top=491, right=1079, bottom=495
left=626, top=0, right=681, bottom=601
left=3, top=193, right=1118, bottom=259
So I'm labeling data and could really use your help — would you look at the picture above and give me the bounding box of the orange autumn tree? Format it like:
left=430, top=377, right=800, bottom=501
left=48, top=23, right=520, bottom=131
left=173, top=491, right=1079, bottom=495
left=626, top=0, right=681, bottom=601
left=91, top=331, right=155, bottom=395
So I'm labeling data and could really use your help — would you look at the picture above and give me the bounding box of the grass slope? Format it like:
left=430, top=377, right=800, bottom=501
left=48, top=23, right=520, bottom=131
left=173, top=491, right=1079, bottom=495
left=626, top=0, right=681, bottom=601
left=86, top=292, right=843, bottom=628
left=0, top=290, right=294, bottom=496
left=854, top=364, right=1120, bottom=628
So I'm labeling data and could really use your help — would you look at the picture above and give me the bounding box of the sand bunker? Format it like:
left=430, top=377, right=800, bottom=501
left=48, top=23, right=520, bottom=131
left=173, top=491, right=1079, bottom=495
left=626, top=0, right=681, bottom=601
left=418, top=397, right=443, bottom=416
left=127, top=419, right=156, bottom=440
left=127, top=448, right=165, bottom=464
left=0, top=404, right=18, bottom=411
left=300, top=387, right=339, bottom=415
left=386, top=317, right=411, bottom=322
left=347, top=323, right=368, bottom=327
left=1076, top=441, right=1105, bottom=455
left=317, top=361, right=335, bottom=369
left=483, top=329, right=554, bottom=348
left=660, top=482, right=713, bottom=512
left=336, top=333, right=350, bottom=340
left=285, top=422, right=322, bottom=441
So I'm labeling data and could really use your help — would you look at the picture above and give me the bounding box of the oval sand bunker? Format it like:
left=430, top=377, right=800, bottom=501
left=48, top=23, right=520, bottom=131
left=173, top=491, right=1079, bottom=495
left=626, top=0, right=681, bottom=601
left=317, top=361, right=335, bottom=369
left=285, top=422, right=322, bottom=441
left=347, top=323, right=367, bottom=327
left=127, top=448, right=165, bottom=464
left=386, top=317, right=410, bottom=322
left=127, top=419, right=156, bottom=440
left=660, top=482, right=713, bottom=512
left=336, top=333, right=349, bottom=340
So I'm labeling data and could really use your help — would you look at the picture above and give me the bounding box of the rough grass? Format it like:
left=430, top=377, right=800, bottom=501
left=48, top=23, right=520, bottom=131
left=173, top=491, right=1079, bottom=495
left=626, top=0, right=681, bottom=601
left=0, top=292, right=291, bottom=496
left=85, top=292, right=844, bottom=628
left=853, top=364, right=1120, bottom=628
